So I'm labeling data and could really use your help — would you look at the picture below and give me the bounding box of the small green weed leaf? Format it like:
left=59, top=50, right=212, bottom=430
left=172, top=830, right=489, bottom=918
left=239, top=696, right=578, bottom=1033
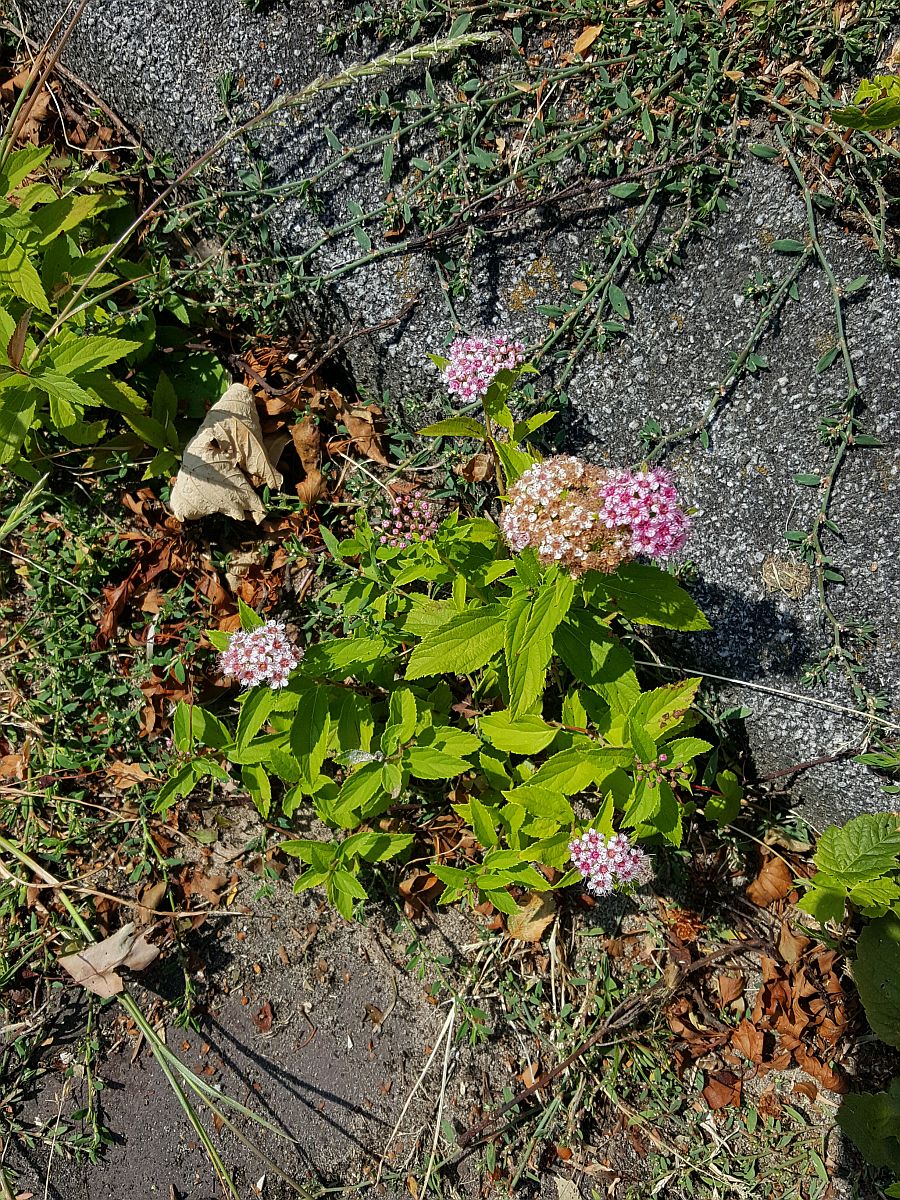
left=608, top=283, right=630, bottom=319
left=772, top=238, right=806, bottom=254
left=854, top=914, right=900, bottom=1047
left=749, top=143, right=779, bottom=159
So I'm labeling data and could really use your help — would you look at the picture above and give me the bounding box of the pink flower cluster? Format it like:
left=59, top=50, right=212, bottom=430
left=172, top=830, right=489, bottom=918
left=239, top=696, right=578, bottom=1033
left=218, top=620, right=302, bottom=690
left=569, top=829, right=653, bottom=896
left=599, top=467, right=690, bottom=558
left=499, top=455, right=629, bottom=576
left=443, top=334, right=526, bottom=402
left=379, top=491, right=439, bottom=549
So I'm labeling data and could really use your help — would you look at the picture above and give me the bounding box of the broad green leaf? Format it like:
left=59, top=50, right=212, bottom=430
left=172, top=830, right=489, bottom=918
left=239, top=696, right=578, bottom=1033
left=664, top=736, right=711, bottom=765
left=479, top=710, right=558, bottom=755
left=502, top=784, right=574, bottom=824
left=854, top=914, right=900, bottom=1047
left=554, top=610, right=640, bottom=705
left=153, top=759, right=213, bottom=813
left=406, top=605, right=505, bottom=678
left=837, top=1080, right=900, bottom=1173
left=236, top=686, right=279, bottom=748
left=492, top=436, right=536, bottom=487
left=79, top=371, right=147, bottom=415
left=241, top=762, right=271, bottom=818
left=587, top=563, right=710, bottom=630
left=628, top=679, right=701, bottom=739
left=0, top=376, right=37, bottom=463
left=290, top=686, right=331, bottom=786
left=173, top=702, right=230, bottom=752
left=0, top=145, right=52, bottom=193
left=238, top=598, right=264, bottom=630
left=331, top=761, right=385, bottom=827
left=0, top=231, right=49, bottom=311
left=281, top=838, right=338, bottom=871
left=705, top=770, right=742, bottom=826
left=814, top=813, right=900, bottom=884
left=404, top=745, right=473, bottom=779
left=340, top=831, right=413, bottom=862
left=469, top=796, right=499, bottom=848
left=425, top=726, right=481, bottom=756
left=29, top=192, right=117, bottom=245
left=381, top=687, right=417, bottom=756
left=797, top=884, right=847, bottom=924
left=528, top=747, right=630, bottom=794
left=848, top=876, right=900, bottom=917
left=417, top=416, right=486, bottom=438
left=50, top=334, right=142, bottom=375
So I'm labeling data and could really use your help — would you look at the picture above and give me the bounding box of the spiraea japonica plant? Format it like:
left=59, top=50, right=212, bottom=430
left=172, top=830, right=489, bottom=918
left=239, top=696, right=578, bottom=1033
left=161, top=337, right=739, bottom=920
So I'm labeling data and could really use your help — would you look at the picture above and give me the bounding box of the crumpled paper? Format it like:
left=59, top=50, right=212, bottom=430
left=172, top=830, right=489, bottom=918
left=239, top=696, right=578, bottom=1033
left=169, top=383, right=282, bottom=523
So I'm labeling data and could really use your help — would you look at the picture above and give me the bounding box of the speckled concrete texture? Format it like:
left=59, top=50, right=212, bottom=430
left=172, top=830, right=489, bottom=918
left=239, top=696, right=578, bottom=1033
left=20, top=0, right=899, bottom=825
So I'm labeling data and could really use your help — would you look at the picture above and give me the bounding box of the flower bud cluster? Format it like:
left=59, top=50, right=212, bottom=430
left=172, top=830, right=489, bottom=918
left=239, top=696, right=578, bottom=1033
left=378, top=490, right=439, bottom=549
left=498, top=455, right=629, bottom=576
left=443, top=334, right=526, bottom=402
left=218, top=620, right=302, bottom=690
left=599, top=467, right=690, bottom=558
left=633, top=751, right=691, bottom=790
left=569, top=829, right=653, bottom=896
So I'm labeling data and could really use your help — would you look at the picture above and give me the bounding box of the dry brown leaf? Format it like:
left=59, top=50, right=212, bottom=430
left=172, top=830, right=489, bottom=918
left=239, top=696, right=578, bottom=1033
left=520, top=1060, right=541, bottom=1088
left=554, top=1178, right=582, bottom=1200
left=717, top=972, right=745, bottom=1006
left=170, top=384, right=283, bottom=523
left=777, top=921, right=810, bottom=964
left=334, top=397, right=389, bottom=465
left=507, top=892, right=556, bottom=942
left=731, top=1018, right=764, bottom=1064
left=254, top=1001, right=274, bottom=1033
left=0, top=753, right=25, bottom=780
left=702, top=1070, right=742, bottom=1110
left=746, top=853, right=793, bottom=906
left=106, top=760, right=156, bottom=789
left=458, top=452, right=495, bottom=483
left=793, top=1080, right=818, bottom=1102
left=7, top=306, right=31, bottom=371
left=794, top=1045, right=847, bottom=1094
left=135, top=880, right=168, bottom=925
left=758, top=1085, right=783, bottom=1117
left=573, top=25, right=603, bottom=56
left=58, top=923, right=160, bottom=997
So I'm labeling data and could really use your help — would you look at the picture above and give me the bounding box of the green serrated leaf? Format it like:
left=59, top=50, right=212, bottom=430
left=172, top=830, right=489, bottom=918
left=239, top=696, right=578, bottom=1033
left=814, top=813, right=900, bottom=884
left=406, top=605, right=505, bottom=679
